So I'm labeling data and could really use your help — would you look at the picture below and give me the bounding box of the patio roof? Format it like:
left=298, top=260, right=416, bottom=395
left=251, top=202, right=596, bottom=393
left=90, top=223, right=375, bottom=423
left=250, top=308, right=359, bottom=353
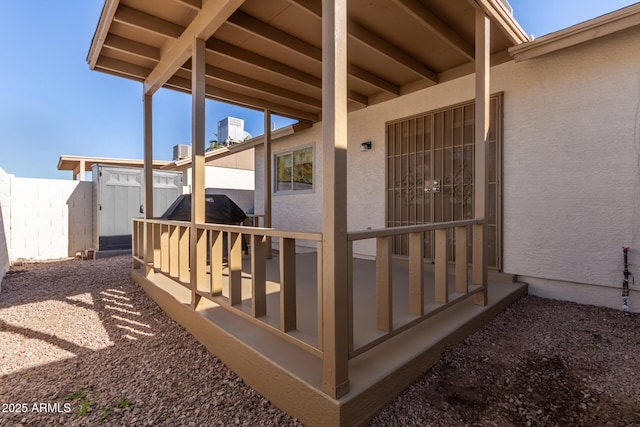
left=87, top=0, right=528, bottom=123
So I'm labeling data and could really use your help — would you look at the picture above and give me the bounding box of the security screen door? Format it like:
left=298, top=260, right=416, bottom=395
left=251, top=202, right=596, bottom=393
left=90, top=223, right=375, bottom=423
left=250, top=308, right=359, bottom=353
left=386, top=96, right=502, bottom=270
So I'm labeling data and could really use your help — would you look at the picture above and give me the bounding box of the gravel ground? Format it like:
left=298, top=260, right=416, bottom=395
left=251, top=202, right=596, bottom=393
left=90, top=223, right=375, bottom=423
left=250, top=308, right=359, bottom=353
left=1, top=255, right=639, bottom=426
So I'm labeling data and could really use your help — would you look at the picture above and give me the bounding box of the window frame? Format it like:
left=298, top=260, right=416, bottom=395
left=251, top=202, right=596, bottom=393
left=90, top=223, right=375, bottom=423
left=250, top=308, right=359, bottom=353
left=273, top=143, right=315, bottom=195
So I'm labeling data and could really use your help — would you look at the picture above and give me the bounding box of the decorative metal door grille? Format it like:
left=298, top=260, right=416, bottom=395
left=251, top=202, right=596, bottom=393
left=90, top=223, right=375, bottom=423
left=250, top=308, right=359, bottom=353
left=386, top=96, right=502, bottom=270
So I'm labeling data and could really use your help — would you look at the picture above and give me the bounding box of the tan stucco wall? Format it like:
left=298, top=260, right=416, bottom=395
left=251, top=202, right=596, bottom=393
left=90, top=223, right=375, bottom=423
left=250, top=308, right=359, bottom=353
left=255, top=27, right=640, bottom=310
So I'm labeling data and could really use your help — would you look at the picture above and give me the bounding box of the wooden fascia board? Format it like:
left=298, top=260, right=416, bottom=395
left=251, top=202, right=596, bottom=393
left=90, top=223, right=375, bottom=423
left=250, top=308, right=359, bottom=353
left=103, top=34, right=160, bottom=61
left=470, top=0, right=529, bottom=45
left=391, top=0, right=475, bottom=61
left=347, top=19, right=438, bottom=83
left=143, top=0, right=245, bottom=95
left=166, top=75, right=320, bottom=122
left=114, top=5, right=184, bottom=39
left=87, top=0, right=120, bottom=69
left=509, top=3, right=640, bottom=62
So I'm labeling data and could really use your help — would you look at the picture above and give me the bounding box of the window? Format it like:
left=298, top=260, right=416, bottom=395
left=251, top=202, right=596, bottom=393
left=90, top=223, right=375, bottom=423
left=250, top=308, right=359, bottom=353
left=275, top=145, right=313, bottom=193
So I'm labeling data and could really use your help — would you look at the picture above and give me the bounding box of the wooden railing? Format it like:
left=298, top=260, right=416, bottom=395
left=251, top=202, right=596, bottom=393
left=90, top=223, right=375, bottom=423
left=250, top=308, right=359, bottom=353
left=346, top=219, right=486, bottom=358
left=132, top=218, right=323, bottom=357
left=133, top=217, right=487, bottom=398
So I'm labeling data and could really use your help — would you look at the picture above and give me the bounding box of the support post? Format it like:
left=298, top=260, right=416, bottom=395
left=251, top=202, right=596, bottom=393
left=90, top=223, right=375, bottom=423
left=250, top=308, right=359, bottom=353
left=143, top=93, right=154, bottom=276
left=321, top=0, right=350, bottom=399
left=376, top=236, right=393, bottom=332
left=473, top=10, right=490, bottom=305
left=264, top=110, right=273, bottom=259
left=190, top=37, right=206, bottom=309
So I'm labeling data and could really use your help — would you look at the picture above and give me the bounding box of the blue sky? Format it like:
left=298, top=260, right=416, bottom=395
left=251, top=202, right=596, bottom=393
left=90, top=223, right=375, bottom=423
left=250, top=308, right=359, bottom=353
left=0, top=0, right=637, bottom=179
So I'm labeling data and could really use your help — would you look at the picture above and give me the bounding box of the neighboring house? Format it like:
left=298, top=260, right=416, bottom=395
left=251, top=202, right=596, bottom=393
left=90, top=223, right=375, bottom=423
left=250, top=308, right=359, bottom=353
left=84, top=1, right=640, bottom=426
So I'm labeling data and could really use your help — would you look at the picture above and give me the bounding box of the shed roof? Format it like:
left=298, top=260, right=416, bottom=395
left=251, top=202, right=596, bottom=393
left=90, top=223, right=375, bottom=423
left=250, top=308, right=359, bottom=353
left=87, top=0, right=528, bottom=123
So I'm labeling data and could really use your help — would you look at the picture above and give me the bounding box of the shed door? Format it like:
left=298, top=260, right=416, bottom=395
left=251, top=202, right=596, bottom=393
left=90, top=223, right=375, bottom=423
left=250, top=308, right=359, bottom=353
left=99, top=168, right=142, bottom=237
left=386, top=96, right=502, bottom=270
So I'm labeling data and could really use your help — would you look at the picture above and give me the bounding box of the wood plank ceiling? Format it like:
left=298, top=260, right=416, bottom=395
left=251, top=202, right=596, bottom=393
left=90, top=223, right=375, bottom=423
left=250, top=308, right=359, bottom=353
left=88, top=0, right=528, bottom=124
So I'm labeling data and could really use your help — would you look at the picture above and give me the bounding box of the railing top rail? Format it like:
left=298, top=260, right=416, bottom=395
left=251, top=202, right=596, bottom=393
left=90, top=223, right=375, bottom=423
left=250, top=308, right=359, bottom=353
left=133, top=218, right=322, bottom=242
left=348, top=219, right=484, bottom=241
left=133, top=218, right=190, bottom=228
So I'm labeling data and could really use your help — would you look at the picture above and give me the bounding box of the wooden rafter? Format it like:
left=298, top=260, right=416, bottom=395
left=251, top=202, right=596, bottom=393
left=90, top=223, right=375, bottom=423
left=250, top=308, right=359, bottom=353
left=391, top=0, right=474, bottom=61
left=114, top=5, right=183, bottom=38
left=165, top=75, right=320, bottom=122
left=207, top=39, right=367, bottom=106
left=225, top=10, right=399, bottom=96
left=180, top=59, right=322, bottom=109
left=348, top=19, right=438, bottom=84
left=287, top=0, right=437, bottom=85
left=103, top=34, right=160, bottom=61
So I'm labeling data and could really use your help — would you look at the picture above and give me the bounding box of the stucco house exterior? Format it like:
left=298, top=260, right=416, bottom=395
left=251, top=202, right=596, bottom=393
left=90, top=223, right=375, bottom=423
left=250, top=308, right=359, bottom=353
left=254, top=4, right=640, bottom=313
left=85, top=0, right=640, bottom=425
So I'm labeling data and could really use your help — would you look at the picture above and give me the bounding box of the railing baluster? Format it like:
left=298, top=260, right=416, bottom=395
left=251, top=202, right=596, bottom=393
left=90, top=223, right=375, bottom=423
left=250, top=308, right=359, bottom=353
left=435, top=228, right=449, bottom=303
left=210, top=230, right=223, bottom=294
left=347, top=240, right=354, bottom=352
left=169, top=225, right=178, bottom=277
left=252, top=234, right=267, bottom=318
left=317, top=240, right=324, bottom=352
left=178, top=225, right=189, bottom=283
left=280, top=237, right=296, bottom=331
left=408, top=231, right=424, bottom=316
left=376, top=236, right=392, bottom=332
left=160, top=224, right=169, bottom=274
left=145, top=221, right=154, bottom=275
left=228, top=232, right=242, bottom=305
left=455, top=226, right=468, bottom=294
left=195, top=227, right=207, bottom=293
left=472, top=223, right=488, bottom=305
left=153, top=224, right=161, bottom=270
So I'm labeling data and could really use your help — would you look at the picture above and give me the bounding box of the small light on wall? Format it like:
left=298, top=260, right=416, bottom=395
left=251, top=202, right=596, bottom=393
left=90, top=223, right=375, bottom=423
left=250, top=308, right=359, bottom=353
left=361, top=141, right=372, bottom=151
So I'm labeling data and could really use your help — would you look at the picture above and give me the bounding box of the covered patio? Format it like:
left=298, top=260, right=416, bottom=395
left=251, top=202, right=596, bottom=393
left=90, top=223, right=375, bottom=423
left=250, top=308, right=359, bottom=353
left=88, top=0, right=529, bottom=424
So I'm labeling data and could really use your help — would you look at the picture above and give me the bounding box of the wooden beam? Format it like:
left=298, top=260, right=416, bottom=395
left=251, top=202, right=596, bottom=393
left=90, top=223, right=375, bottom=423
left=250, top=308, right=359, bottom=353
left=392, top=0, right=474, bottom=61
left=143, top=0, right=245, bottom=95
left=87, top=0, right=120, bottom=69
left=114, top=5, right=183, bottom=38
left=455, top=226, right=468, bottom=294
left=473, top=10, right=489, bottom=305
left=348, top=20, right=438, bottom=84
left=321, top=0, right=350, bottom=400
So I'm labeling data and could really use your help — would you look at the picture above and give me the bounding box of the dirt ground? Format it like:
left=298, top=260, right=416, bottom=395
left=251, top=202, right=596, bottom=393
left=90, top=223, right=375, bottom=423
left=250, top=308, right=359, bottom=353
left=1, top=256, right=639, bottom=426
